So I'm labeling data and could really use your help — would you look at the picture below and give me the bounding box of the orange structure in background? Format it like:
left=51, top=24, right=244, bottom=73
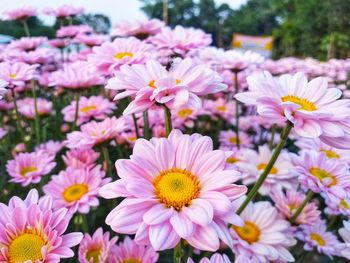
left=232, top=33, right=273, bottom=57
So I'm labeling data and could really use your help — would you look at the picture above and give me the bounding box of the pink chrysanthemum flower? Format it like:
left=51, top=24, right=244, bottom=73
left=3, top=7, right=37, bottom=20
left=78, top=227, right=118, bottom=263
left=219, top=50, right=264, bottom=71
left=99, top=129, right=247, bottom=251
left=112, top=19, right=165, bottom=39
left=148, top=25, right=212, bottom=56
left=7, top=36, right=47, bottom=51
left=6, top=151, right=56, bottom=186
left=65, top=116, right=126, bottom=149
left=271, top=189, right=321, bottom=225
left=74, top=34, right=110, bottom=47
left=50, top=61, right=104, bottom=90
left=44, top=5, right=84, bottom=18
left=63, top=148, right=100, bottom=169
left=0, top=79, right=8, bottom=99
left=0, top=61, right=37, bottom=88
left=324, top=193, right=350, bottom=218
left=230, top=200, right=295, bottom=263
left=297, top=220, right=340, bottom=259
left=62, top=95, right=116, bottom=125
left=106, top=58, right=227, bottom=115
left=293, top=150, right=350, bottom=198
left=204, top=98, right=236, bottom=122
left=56, top=25, right=93, bottom=38
left=17, top=97, right=52, bottom=119
left=187, top=253, right=230, bottom=263
left=0, top=189, right=83, bottom=262
left=338, top=220, right=350, bottom=260
left=235, top=145, right=296, bottom=195
left=43, top=166, right=110, bottom=214
left=35, top=140, right=63, bottom=157
left=88, top=37, right=153, bottom=75
left=219, top=130, right=252, bottom=150
left=171, top=106, right=200, bottom=129
left=109, top=236, right=159, bottom=263
left=235, top=71, right=350, bottom=148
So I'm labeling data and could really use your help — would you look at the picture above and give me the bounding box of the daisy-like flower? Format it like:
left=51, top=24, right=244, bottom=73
left=0, top=61, right=37, bottom=88
left=62, top=95, right=116, bottom=125
left=6, top=151, right=56, bottom=186
left=17, top=97, right=52, bottom=119
left=293, top=150, right=350, bottom=198
left=99, top=129, right=247, bottom=251
left=43, top=166, right=110, bottom=214
left=171, top=106, right=200, bottom=129
left=112, top=19, right=165, bottom=39
left=109, top=236, right=159, bottom=263
left=148, top=25, right=212, bottom=57
left=338, top=220, right=350, bottom=260
left=0, top=79, right=8, bottom=99
left=56, top=25, right=93, bottom=38
left=219, top=130, right=252, bottom=150
left=219, top=50, right=264, bottom=72
left=74, top=34, right=109, bottom=48
left=88, top=37, right=153, bottom=75
left=44, top=5, right=84, bottom=18
left=235, top=145, right=296, bottom=195
left=271, top=189, right=321, bottom=225
left=0, top=189, right=83, bottom=262
left=187, top=253, right=230, bottom=263
left=63, top=148, right=100, bottom=169
left=297, top=220, right=340, bottom=259
left=3, top=7, right=37, bottom=20
left=204, top=98, right=236, bottom=122
left=78, top=227, right=118, bottom=263
left=235, top=71, right=350, bottom=148
left=230, top=200, right=295, bottom=263
left=7, top=36, right=47, bottom=51
left=35, top=140, right=63, bottom=157
left=65, top=116, right=126, bottom=149
left=324, top=193, right=350, bottom=218
left=106, top=58, right=227, bottom=115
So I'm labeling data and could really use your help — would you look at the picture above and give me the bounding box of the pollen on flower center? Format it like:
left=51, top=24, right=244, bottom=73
left=123, top=259, right=141, bottom=263
left=20, top=166, right=38, bottom=177
left=153, top=168, right=200, bottom=211
left=309, top=167, right=337, bottom=186
left=229, top=136, right=238, bottom=144
left=63, top=183, right=88, bottom=202
left=86, top=248, right=101, bottom=263
left=9, top=73, right=17, bottom=79
left=148, top=80, right=156, bottom=89
left=257, top=163, right=278, bottom=174
left=216, top=106, right=226, bottom=112
left=321, top=149, right=340, bottom=159
left=340, top=199, right=349, bottom=210
left=114, top=52, right=133, bottom=60
left=226, top=156, right=239, bottom=164
left=233, top=221, right=260, bottom=244
left=8, top=233, right=45, bottom=263
left=81, top=105, right=97, bottom=113
left=178, top=108, right=193, bottom=119
left=310, top=233, right=326, bottom=246
left=281, top=95, right=317, bottom=111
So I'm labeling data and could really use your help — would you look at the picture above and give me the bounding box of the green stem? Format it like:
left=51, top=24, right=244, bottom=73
left=101, top=145, right=112, bottom=178
left=164, top=106, right=172, bottom=137
left=31, top=80, right=40, bottom=144
left=290, top=190, right=314, bottom=224
left=237, top=122, right=293, bottom=215
left=11, top=89, right=25, bottom=138
left=132, top=113, right=140, bottom=138
left=143, top=110, right=151, bottom=139
left=234, top=71, right=240, bottom=149
left=72, top=91, right=80, bottom=131
left=21, top=20, right=30, bottom=37
left=269, top=124, right=277, bottom=150
left=327, top=215, right=337, bottom=230
left=173, top=241, right=183, bottom=263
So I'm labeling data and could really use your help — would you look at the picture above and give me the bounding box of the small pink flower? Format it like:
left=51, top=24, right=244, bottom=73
left=219, top=50, right=264, bottom=71
left=35, top=140, right=63, bottom=157
left=0, top=79, right=8, bottom=99
left=56, top=25, right=93, bottom=38
left=74, top=34, right=109, bottom=47
left=324, top=193, right=350, bottom=218
left=0, top=61, right=38, bottom=88
left=78, top=227, right=117, bottom=263
left=109, top=236, right=159, bottom=263
left=204, top=98, right=236, bottom=122
left=6, top=151, right=56, bottom=186
left=187, top=253, right=230, bottom=263
left=3, top=7, right=37, bottom=20
left=43, top=166, right=110, bottom=214
left=17, top=97, right=52, bottom=119
left=338, top=220, right=350, bottom=259
left=112, top=19, right=165, bottom=38
left=63, top=148, right=100, bottom=169
left=44, top=5, right=84, bottom=18
left=7, top=37, right=47, bottom=51
left=0, top=189, right=83, bottom=262
left=219, top=130, right=252, bottom=150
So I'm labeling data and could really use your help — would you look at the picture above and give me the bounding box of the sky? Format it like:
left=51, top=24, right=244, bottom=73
left=0, top=0, right=247, bottom=25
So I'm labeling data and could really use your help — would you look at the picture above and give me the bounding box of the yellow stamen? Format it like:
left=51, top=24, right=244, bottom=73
left=81, top=105, right=97, bottom=113
left=148, top=80, right=156, bottom=89
left=216, top=106, right=226, bottom=112
left=9, top=73, right=17, bottom=79
left=114, top=52, right=133, bottom=60
left=226, top=157, right=239, bottom=164
left=229, top=136, right=238, bottom=145
left=281, top=95, right=317, bottom=111
left=257, top=163, right=278, bottom=174
left=123, top=259, right=141, bottom=263
left=178, top=108, right=193, bottom=119
left=320, top=149, right=340, bottom=159
left=20, top=166, right=37, bottom=177
left=340, top=199, right=349, bottom=210
left=233, top=221, right=260, bottom=244
left=176, top=79, right=181, bottom=85
left=153, top=168, right=200, bottom=211
left=309, top=167, right=337, bottom=186
left=8, top=233, right=45, bottom=263
left=86, top=248, right=101, bottom=263
left=63, top=184, right=88, bottom=202
left=310, top=233, right=325, bottom=246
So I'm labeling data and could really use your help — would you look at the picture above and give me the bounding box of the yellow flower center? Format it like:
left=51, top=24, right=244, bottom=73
left=178, top=108, right=193, bottom=119
left=20, top=166, right=37, bottom=177
left=153, top=168, right=200, bottom=211
left=81, top=105, right=97, bottom=113
left=229, top=136, right=238, bottom=145
left=310, top=233, right=325, bottom=246
left=233, top=221, right=260, bottom=244
left=148, top=80, right=156, bottom=89
left=281, top=95, right=317, bottom=111
left=226, top=157, right=239, bottom=164
left=63, top=184, right=88, bottom=202
left=309, top=167, right=337, bottom=186
left=123, top=259, right=141, bottom=263
left=114, top=52, right=133, bottom=60
left=9, top=73, right=17, bottom=79
left=86, top=248, right=101, bottom=263
left=257, top=163, right=278, bottom=174
left=128, top=136, right=137, bottom=142
left=216, top=106, right=226, bottom=112
left=340, top=199, right=349, bottom=210
left=320, top=149, right=340, bottom=159
left=175, top=79, right=181, bottom=85
left=8, top=233, right=45, bottom=263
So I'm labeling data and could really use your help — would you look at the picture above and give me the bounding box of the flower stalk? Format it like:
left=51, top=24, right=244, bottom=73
left=290, top=190, right=314, bottom=224
left=164, top=106, right=172, bottom=137
left=31, top=80, right=41, bottom=144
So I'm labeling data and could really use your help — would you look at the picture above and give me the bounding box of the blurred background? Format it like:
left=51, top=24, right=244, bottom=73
left=0, top=0, right=349, bottom=60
